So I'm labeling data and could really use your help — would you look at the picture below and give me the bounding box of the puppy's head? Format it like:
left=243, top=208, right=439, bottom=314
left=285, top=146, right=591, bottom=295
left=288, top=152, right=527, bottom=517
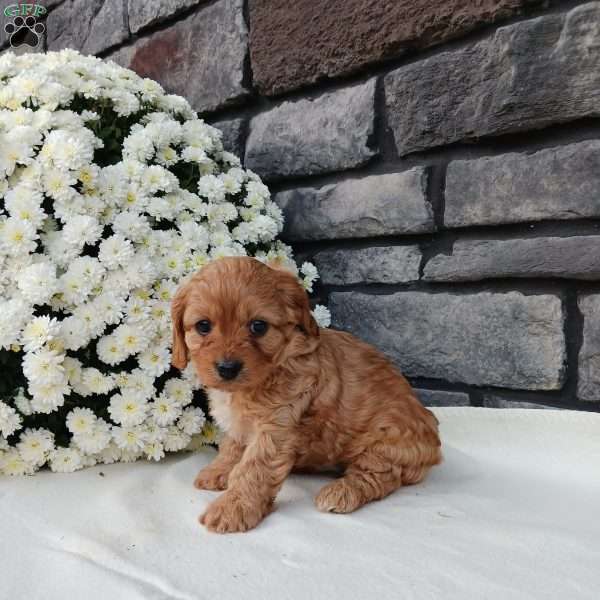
left=171, top=257, right=319, bottom=391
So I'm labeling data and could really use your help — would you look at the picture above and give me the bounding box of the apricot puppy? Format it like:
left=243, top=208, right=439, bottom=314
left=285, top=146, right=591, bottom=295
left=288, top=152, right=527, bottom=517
left=172, top=257, right=441, bottom=533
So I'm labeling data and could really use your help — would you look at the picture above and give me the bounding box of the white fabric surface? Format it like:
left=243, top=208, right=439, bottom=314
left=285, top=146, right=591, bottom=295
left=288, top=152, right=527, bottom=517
left=1, top=407, right=599, bottom=600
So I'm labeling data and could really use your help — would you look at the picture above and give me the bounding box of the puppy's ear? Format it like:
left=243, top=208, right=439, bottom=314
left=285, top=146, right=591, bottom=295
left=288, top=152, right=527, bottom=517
left=171, top=281, right=190, bottom=370
left=275, top=271, right=319, bottom=362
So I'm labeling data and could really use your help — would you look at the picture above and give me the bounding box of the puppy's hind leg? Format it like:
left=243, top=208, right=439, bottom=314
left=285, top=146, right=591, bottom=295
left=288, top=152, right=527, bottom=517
left=314, top=438, right=439, bottom=513
left=314, top=446, right=404, bottom=514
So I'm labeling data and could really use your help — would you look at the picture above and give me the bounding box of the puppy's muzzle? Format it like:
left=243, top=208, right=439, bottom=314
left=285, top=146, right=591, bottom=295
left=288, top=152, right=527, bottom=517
left=216, top=359, right=243, bottom=381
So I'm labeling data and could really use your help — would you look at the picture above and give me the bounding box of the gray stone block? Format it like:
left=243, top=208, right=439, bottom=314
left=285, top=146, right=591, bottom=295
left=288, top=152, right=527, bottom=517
left=211, top=118, right=245, bottom=158
left=275, top=169, right=434, bottom=242
left=445, top=142, right=600, bottom=228
left=330, top=291, right=566, bottom=390
left=246, top=79, right=376, bottom=180
left=47, top=0, right=129, bottom=55
left=107, top=0, right=249, bottom=113
left=424, top=236, right=600, bottom=282
left=483, top=396, right=561, bottom=409
left=577, top=295, right=600, bottom=402
left=314, top=246, right=421, bottom=285
left=128, top=0, right=206, bottom=34
left=415, top=389, right=470, bottom=407
left=385, top=4, right=600, bottom=155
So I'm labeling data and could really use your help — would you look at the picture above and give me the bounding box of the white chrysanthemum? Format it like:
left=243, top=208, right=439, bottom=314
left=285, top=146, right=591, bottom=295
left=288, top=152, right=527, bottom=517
left=0, top=401, right=22, bottom=437
left=22, top=350, right=65, bottom=385
left=98, top=234, right=134, bottom=269
left=0, top=49, right=324, bottom=475
left=198, top=174, right=226, bottom=203
left=144, top=440, right=165, bottom=462
left=0, top=216, right=38, bottom=256
left=163, top=426, right=191, bottom=452
left=16, top=261, right=57, bottom=304
left=0, top=297, right=32, bottom=350
left=13, top=388, right=33, bottom=416
left=112, top=425, right=148, bottom=451
left=108, top=393, right=148, bottom=427
left=300, top=261, right=319, bottom=292
left=62, top=215, right=102, bottom=247
left=177, top=407, right=206, bottom=435
left=66, top=407, right=97, bottom=435
left=0, top=449, right=34, bottom=476
left=21, top=316, right=60, bottom=352
left=16, top=428, right=54, bottom=466
left=312, top=305, right=331, bottom=328
left=81, top=368, right=115, bottom=395
left=96, top=442, right=121, bottom=465
left=96, top=334, right=129, bottom=366
left=138, top=346, right=171, bottom=377
left=73, top=420, right=111, bottom=455
left=151, top=395, right=182, bottom=427
left=163, top=378, right=194, bottom=406
left=29, top=381, right=69, bottom=413
left=49, top=446, right=83, bottom=473
left=120, top=369, right=155, bottom=402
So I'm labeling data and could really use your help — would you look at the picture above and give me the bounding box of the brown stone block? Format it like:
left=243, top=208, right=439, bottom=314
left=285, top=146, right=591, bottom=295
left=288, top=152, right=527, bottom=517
left=248, top=0, right=536, bottom=95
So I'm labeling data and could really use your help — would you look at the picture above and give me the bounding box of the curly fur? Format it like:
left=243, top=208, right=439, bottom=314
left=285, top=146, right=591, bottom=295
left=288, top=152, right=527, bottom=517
left=172, top=257, right=441, bottom=533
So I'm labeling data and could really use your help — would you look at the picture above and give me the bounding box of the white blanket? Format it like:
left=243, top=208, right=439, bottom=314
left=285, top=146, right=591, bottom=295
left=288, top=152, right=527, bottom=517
left=1, top=407, right=599, bottom=600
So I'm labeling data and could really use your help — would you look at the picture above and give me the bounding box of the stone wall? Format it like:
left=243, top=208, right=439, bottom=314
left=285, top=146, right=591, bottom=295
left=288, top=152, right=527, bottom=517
left=4, top=0, right=600, bottom=411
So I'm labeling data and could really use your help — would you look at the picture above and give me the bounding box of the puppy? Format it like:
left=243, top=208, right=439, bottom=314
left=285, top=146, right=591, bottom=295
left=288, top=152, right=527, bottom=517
left=172, top=257, right=441, bottom=533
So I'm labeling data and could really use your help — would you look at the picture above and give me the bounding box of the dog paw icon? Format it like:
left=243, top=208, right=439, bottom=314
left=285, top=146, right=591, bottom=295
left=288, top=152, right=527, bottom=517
left=5, top=16, right=45, bottom=48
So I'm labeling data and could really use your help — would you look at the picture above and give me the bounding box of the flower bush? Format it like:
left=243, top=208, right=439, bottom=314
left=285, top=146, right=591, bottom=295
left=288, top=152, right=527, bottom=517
left=0, top=50, right=329, bottom=476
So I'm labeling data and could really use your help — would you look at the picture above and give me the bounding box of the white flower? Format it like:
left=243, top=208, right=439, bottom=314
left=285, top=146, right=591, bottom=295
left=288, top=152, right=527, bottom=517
left=0, top=50, right=324, bottom=475
left=144, top=440, right=165, bottom=461
left=0, top=297, right=31, bottom=350
left=198, top=174, right=226, bottom=202
left=0, top=216, right=38, bottom=256
left=0, top=401, right=22, bottom=437
left=66, top=407, right=97, bottom=435
left=13, top=388, right=33, bottom=416
left=97, top=334, right=129, bottom=365
left=108, top=393, right=148, bottom=426
left=21, top=316, right=60, bottom=352
left=73, top=420, right=111, bottom=454
left=29, top=381, right=70, bottom=413
left=98, top=234, right=134, bottom=269
left=17, top=262, right=58, bottom=304
left=22, top=350, right=65, bottom=385
left=96, top=442, right=121, bottom=465
left=16, top=428, right=54, bottom=466
left=120, top=369, right=155, bottom=402
left=163, top=426, right=191, bottom=452
left=138, top=346, right=171, bottom=377
left=151, top=395, right=182, bottom=426
left=61, top=215, right=102, bottom=247
left=312, top=304, right=331, bottom=328
left=300, top=261, right=319, bottom=292
left=177, top=407, right=206, bottom=435
left=112, top=425, right=148, bottom=451
left=163, top=378, right=194, bottom=406
left=0, top=449, right=35, bottom=476
left=49, top=446, right=83, bottom=473
left=81, top=368, right=115, bottom=395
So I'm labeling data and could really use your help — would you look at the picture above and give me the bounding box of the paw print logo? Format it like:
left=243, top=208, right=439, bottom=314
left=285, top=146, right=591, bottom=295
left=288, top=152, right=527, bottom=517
left=4, top=15, right=44, bottom=48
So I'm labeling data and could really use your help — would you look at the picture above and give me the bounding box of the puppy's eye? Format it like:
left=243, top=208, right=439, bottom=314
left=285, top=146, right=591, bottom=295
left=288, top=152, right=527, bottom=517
left=195, top=320, right=212, bottom=335
left=249, top=320, right=268, bottom=337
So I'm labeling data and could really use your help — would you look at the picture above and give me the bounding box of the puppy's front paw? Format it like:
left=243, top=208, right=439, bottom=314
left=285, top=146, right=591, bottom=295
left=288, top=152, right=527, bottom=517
left=200, top=491, right=265, bottom=533
left=315, top=479, right=363, bottom=514
left=194, top=466, right=229, bottom=491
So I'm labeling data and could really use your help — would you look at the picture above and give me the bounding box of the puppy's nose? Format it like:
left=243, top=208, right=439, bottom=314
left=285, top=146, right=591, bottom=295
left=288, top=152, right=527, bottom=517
left=216, top=359, right=243, bottom=381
